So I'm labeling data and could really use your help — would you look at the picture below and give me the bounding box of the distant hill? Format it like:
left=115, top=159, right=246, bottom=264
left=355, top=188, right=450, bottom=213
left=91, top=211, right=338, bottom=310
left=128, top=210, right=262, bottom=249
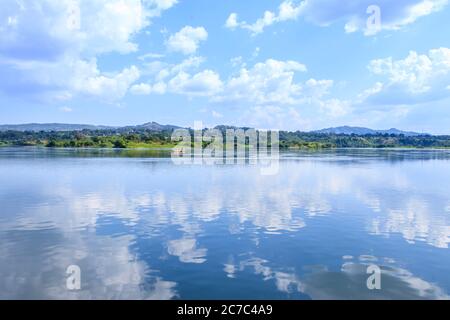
left=313, top=126, right=427, bottom=136
left=0, top=123, right=430, bottom=136
left=0, top=123, right=116, bottom=132
left=0, top=122, right=180, bottom=132
left=134, top=122, right=181, bottom=131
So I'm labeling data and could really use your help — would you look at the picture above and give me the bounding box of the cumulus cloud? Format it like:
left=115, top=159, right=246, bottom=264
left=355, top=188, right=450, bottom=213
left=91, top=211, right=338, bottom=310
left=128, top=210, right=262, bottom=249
left=134, top=57, right=348, bottom=129
left=0, top=55, right=141, bottom=102
left=362, top=47, right=450, bottom=105
left=72, top=61, right=141, bottom=101
left=122, top=45, right=354, bottom=130
left=146, top=0, right=178, bottom=15
left=159, top=56, right=205, bottom=79
left=138, top=52, right=166, bottom=60
left=225, top=13, right=239, bottom=29
left=130, top=82, right=167, bottom=95
left=166, top=26, right=208, bottom=55
left=0, top=0, right=172, bottom=58
left=130, top=83, right=153, bottom=95
left=303, top=0, right=448, bottom=35
left=226, top=0, right=448, bottom=36
left=211, top=59, right=349, bottom=129
left=168, top=70, right=223, bottom=96
left=225, top=1, right=303, bottom=35
left=214, top=59, right=317, bottom=106
left=131, top=56, right=218, bottom=96
left=0, top=0, right=177, bottom=102
left=136, top=57, right=339, bottom=111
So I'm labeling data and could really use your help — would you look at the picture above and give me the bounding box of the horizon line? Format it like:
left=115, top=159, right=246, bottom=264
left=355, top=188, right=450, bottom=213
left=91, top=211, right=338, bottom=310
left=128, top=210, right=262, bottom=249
left=0, top=122, right=442, bottom=135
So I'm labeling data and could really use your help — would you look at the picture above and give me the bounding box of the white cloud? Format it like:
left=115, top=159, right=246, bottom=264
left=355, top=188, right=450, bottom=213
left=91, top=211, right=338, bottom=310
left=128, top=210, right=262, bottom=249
left=151, top=81, right=168, bottom=94
left=209, top=59, right=348, bottom=129
left=138, top=52, right=165, bottom=60
left=230, top=56, right=244, bottom=68
left=162, top=56, right=205, bottom=79
left=0, top=0, right=172, bottom=57
left=318, top=98, right=351, bottom=117
left=131, top=56, right=210, bottom=96
left=140, top=56, right=205, bottom=81
left=252, top=47, right=260, bottom=59
left=310, top=0, right=449, bottom=35
left=363, top=48, right=450, bottom=105
left=226, top=0, right=448, bottom=36
left=214, top=59, right=308, bottom=105
left=147, top=0, right=178, bottom=14
left=245, top=11, right=277, bottom=35
left=278, top=0, right=304, bottom=21
left=0, top=55, right=140, bottom=102
left=129, top=54, right=348, bottom=128
left=130, top=83, right=153, bottom=95
left=71, top=60, right=141, bottom=101
left=135, top=58, right=346, bottom=129
left=168, top=70, right=223, bottom=96
left=0, top=0, right=177, bottom=102
left=225, top=13, right=239, bottom=29
left=166, top=26, right=208, bottom=55
left=225, top=1, right=304, bottom=35
left=303, top=78, right=333, bottom=99
left=130, top=81, right=167, bottom=95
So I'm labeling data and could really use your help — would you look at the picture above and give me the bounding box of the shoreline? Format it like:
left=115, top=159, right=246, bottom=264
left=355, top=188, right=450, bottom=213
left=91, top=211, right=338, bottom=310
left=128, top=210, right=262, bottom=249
left=1, top=145, right=450, bottom=151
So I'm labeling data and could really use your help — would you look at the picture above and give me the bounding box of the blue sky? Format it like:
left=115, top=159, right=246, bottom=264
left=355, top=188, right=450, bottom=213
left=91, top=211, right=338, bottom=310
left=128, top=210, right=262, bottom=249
left=1, top=0, right=450, bottom=133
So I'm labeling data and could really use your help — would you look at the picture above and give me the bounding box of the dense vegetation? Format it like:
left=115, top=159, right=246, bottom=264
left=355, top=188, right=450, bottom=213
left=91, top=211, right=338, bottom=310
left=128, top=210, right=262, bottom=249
left=0, top=129, right=450, bottom=149
left=0, top=129, right=176, bottom=148
left=278, top=131, right=450, bottom=149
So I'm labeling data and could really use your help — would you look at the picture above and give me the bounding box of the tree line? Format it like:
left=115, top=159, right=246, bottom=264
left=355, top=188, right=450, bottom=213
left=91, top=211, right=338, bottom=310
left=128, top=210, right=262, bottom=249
left=0, top=129, right=449, bottom=149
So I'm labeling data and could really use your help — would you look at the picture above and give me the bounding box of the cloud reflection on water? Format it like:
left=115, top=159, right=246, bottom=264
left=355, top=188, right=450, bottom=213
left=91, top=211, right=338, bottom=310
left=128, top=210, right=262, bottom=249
left=0, top=149, right=449, bottom=299
left=229, top=255, right=449, bottom=300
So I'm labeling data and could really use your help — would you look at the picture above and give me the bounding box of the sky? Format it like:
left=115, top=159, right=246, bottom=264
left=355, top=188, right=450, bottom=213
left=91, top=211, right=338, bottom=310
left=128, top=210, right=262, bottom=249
left=0, top=0, right=450, bottom=134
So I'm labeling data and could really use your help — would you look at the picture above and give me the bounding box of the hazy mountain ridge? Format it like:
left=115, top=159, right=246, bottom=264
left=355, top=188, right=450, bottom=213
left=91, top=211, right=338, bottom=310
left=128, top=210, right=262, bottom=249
left=0, top=123, right=116, bottom=132
left=313, top=126, right=427, bottom=136
left=0, top=123, right=431, bottom=136
left=134, top=122, right=181, bottom=131
left=0, top=122, right=180, bottom=132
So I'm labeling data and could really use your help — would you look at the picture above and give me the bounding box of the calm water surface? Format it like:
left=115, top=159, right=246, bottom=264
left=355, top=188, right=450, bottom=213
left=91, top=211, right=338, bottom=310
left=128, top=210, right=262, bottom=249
left=0, top=147, right=449, bottom=299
